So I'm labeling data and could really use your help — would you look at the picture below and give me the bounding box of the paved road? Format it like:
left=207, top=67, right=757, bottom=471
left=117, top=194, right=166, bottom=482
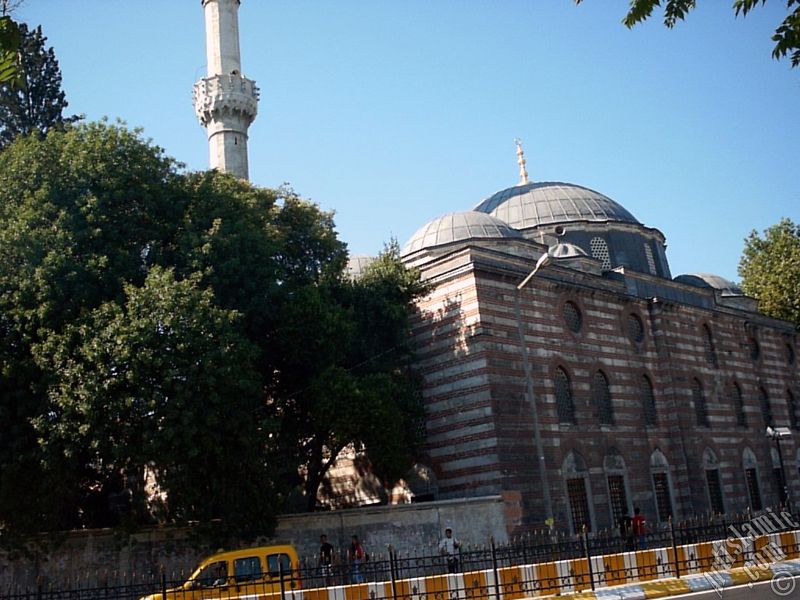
left=661, top=576, right=799, bottom=599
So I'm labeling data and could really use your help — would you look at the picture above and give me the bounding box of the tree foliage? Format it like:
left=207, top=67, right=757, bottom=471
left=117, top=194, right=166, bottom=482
left=271, top=244, right=429, bottom=510
left=0, top=122, right=426, bottom=546
left=738, top=218, right=800, bottom=328
left=575, top=0, right=800, bottom=68
left=0, top=16, right=20, bottom=84
left=0, top=22, right=76, bottom=148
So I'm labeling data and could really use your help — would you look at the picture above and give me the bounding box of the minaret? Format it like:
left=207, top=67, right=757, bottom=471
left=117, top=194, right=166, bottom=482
left=193, top=0, right=259, bottom=180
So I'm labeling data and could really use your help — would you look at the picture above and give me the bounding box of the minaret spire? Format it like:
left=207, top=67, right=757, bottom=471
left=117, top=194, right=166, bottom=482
left=515, top=138, right=529, bottom=185
left=193, top=0, right=259, bottom=180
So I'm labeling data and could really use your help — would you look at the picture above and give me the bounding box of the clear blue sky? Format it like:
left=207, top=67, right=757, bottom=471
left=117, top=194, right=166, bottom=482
left=16, top=0, right=799, bottom=282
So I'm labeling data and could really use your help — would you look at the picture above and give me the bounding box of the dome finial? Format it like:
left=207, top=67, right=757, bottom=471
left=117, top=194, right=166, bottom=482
left=515, top=138, right=529, bottom=185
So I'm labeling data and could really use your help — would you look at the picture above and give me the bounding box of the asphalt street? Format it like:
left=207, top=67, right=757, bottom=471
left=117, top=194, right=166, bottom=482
left=650, top=576, right=800, bottom=599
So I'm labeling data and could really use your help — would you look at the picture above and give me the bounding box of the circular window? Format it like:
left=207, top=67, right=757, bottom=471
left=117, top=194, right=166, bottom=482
left=627, top=313, right=644, bottom=343
left=748, top=337, right=760, bottom=361
left=563, top=301, right=582, bottom=333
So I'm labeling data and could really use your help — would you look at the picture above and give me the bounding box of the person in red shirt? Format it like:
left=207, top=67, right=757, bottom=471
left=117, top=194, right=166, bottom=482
left=631, top=507, right=646, bottom=549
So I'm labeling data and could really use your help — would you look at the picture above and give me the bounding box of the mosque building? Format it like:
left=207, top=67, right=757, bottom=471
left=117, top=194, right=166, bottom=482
left=197, top=1, right=798, bottom=533
left=374, top=141, right=799, bottom=532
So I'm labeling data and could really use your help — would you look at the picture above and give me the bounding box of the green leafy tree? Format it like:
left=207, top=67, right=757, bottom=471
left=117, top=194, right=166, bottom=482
left=738, top=218, right=800, bottom=327
left=0, top=121, right=425, bottom=545
left=272, top=244, right=428, bottom=510
left=0, top=22, right=76, bottom=148
left=0, top=15, right=20, bottom=83
left=33, top=267, right=276, bottom=539
left=575, top=0, right=800, bottom=67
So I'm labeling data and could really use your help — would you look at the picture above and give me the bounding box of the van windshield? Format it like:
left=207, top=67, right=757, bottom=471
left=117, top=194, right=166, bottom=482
left=194, top=560, right=228, bottom=587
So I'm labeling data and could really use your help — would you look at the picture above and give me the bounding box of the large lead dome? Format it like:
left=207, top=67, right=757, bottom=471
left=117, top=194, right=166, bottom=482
left=473, top=181, right=639, bottom=230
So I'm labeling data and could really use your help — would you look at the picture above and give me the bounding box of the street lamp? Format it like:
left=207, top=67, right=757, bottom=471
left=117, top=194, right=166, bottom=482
left=766, top=426, right=792, bottom=508
left=513, top=251, right=554, bottom=528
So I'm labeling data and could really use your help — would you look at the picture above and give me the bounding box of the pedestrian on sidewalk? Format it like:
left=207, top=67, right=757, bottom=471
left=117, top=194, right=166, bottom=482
left=438, top=527, right=461, bottom=573
left=632, top=507, right=647, bottom=550
left=319, top=534, right=335, bottom=586
left=348, top=534, right=366, bottom=583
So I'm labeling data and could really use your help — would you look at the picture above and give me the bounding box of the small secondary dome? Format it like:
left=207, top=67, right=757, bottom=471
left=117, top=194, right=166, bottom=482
left=473, top=181, right=639, bottom=230
left=674, top=273, right=744, bottom=296
left=402, top=211, right=520, bottom=256
left=346, top=254, right=376, bottom=280
left=549, top=242, right=589, bottom=259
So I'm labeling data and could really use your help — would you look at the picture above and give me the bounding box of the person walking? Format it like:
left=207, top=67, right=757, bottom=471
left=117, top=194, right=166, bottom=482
left=319, top=534, right=335, bottom=586
left=632, top=507, right=647, bottom=549
left=348, top=534, right=366, bottom=583
left=438, top=527, right=461, bottom=573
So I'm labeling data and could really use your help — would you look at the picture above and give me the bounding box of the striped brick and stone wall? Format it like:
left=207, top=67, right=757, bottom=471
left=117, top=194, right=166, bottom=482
left=408, top=243, right=798, bottom=535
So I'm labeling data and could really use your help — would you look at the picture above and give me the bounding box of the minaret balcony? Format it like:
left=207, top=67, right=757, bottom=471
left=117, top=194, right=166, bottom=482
left=193, top=73, right=259, bottom=125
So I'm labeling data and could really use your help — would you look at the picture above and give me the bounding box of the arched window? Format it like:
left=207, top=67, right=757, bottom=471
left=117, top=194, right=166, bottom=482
left=563, top=301, right=583, bottom=333
left=743, top=448, right=762, bottom=511
left=641, top=375, right=657, bottom=427
left=604, top=451, right=630, bottom=526
left=650, top=449, right=674, bottom=522
left=592, top=370, right=614, bottom=425
left=554, top=367, right=576, bottom=424
left=760, top=386, right=773, bottom=427
left=702, top=324, right=718, bottom=368
left=692, top=378, right=709, bottom=427
left=590, top=237, right=611, bottom=270
left=788, top=389, right=798, bottom=431
left=703, top=448, right=725, bottom=515
left=626, top=313, right=644, bottom=343
left=563, top=451, right=592, bottom=533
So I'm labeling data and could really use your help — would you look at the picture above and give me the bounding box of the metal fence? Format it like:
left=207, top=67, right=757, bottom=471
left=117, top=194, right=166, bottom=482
left=2, top=507, right=797, bottom=600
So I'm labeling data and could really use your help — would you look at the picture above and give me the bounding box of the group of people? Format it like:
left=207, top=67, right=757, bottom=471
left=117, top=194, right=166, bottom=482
left=618, top=507, right=647, bottom=551
left=317, top=527, right=462, bottom=585
left=318, top=534, right=367, bottom=585
left=319, top=512, right=647, bottom=587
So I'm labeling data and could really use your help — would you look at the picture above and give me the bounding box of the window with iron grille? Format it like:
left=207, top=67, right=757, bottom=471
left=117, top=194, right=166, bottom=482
left=760, top=386, right=773, bottom=427
left=607, top=475, right=628, bottom=524
left=627, top=313, right=644, bottom=343
left=641, top=375, right=657, bottom=427
left=563, top=301, right=582, bottom=333
left=705, top=469, right=725, bottom=514
left=789, top=389, right=799, bottom=431
left=567, top=477, right=591, bottom=532
left=732, top=382, right=747, bottom=427
left=745, top=468, right=762, bottom=511
left=554, top=367, right=576, bottom=424
left=590, top=237, right=611, bottom=270
left=692, top=378, right=709, bottom=427
left=702, top=324, right=718, bottom=368
left=652, top=473, right=673, bottom=522
left=592, top=370, right=614, bottom=425
left=773, top=468, right=787, bottom=506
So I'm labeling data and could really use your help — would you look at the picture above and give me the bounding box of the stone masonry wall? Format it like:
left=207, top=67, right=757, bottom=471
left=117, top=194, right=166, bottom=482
left=0, top=496, right=508, bottom=588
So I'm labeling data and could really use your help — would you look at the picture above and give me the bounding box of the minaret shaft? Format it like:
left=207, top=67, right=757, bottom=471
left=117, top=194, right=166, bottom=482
left=194, top=0, right=258, bottom=180
left=203, top=0, right=242, bottom=76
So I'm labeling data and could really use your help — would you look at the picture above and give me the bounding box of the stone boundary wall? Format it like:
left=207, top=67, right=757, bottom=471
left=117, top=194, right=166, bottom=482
left=0, top=495, right=509, bottom=588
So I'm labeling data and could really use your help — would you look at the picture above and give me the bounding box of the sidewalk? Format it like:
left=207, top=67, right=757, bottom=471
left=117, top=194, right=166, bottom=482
left=556, top=559, right=800, bottom=599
